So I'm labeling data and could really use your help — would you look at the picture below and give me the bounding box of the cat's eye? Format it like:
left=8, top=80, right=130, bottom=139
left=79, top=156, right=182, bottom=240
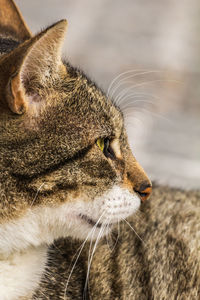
left=96, top=138, right=115, bottom=160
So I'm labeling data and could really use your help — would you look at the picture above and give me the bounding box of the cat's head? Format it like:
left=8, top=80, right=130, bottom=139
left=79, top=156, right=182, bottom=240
left=0, top=15, right=151, bottom=252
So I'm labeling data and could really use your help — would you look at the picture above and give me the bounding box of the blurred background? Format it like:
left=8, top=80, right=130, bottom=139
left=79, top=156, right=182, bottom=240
left=15, top=0, right=200, bottom=189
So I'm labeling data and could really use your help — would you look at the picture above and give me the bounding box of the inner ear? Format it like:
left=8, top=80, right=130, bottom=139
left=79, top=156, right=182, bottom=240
left=8, top=73, right=42, bottom=115
left=8, top=73, right=26, bottom=114
left=5, top=20, right=67, bottom=115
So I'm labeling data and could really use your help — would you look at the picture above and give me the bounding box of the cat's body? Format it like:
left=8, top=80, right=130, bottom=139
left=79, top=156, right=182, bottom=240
left=0, top=1, right=199, bottom=299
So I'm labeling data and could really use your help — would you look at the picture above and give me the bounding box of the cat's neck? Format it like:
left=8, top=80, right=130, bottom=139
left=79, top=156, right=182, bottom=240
left=0, top=245, right=47, bottom=300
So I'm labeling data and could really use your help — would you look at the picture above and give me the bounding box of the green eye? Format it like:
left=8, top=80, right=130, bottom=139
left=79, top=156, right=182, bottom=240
left=96, top=138, right=115, bottom=160
left=97, top=138, right=105, bottom=152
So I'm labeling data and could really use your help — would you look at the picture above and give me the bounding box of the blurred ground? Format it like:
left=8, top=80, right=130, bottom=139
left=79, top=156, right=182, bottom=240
left=15, top=0, right=200, bottom=189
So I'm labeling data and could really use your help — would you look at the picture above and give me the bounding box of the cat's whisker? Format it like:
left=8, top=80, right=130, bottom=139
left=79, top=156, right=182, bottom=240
left=107, top=69, right=153, bottom=97
left=132, top=210, right=145, bottom=223
left=84, top=223, right=106, bottom=298
left=86, top=222, right=99, bottom=283
left=64, top=212, right=105, bottom=299
left=103, top=220, right=119, bottom=253
left=118, top=98, right=155, bottom=111
left=105, top=219, right=115, bottom=252
left=107, top=69, right=149, bottom=97
left=86, top=212, right=106, bottom=263
left=120, top=94, right=157, bottom=104
left=114, top=79, right=164, bottom=106
left=83, top=216, right=107, bottom=300
left=83, top=219, right=107, bottom=299
left=117, top=219, right=120, bottom=243
left=120, top=99, right=156, bottom=112
left=38, top=289, right=49, bottom=300
left=114, top=83, right=156, bottom=106
left=30, top=183, right=45, bottom=207
left=84, top=230, right=96, bottom=300
left=107, top=228, right=113, bottom=251
left=118, top=94, right=158, bottom=108
left=105, top=223, right=111, bottom=250
left=108, top=70, right=162, bottom=99
left=114, top=78, right=181, bottom=107
left=64, top=238, right=89, bottom=299
left=110, top=220, right=120, bottom=252
left=107, top=223, right=113, bottom=249
left=123, top=108, right=154, bottom=119
left=123, top=104, right=170, bottom=127
left=124, top=107, right=173, bottom=124
left=123, top=218, right=146, bottom=246
left=112, top=79, right=160, bottom=106
left=51, top=240, right=63, bottom=256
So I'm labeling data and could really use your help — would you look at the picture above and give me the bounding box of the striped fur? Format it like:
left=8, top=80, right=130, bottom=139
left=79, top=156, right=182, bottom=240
left=34, top=185, right=200, bottom=300
left=0, top=1, right=199, bottom=299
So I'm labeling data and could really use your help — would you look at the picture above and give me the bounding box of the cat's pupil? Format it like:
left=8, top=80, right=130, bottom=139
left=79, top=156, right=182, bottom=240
left=104, top=138, right=110, bottom=151
left=103, top=138, right=115, bottom=160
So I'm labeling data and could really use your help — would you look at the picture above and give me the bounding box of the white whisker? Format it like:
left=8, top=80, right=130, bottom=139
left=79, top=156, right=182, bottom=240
left=107, top=70, right=162, bottom=99
left=83, top=223, right=105, bottom=298
left=114, top=79, right=163, bottom=106
left=30, top=183, right=45, bottom=207
left=123, top=218, right=146, bottom=246
left=114, top=78, right=181, bottom=107
left=105, top=223, right=112, bottom=251
left=64, top=212, right=105, bottom=299
left=124, top=107, right=173, bottom=124
left=110, top=220, right=120, bottom=252
left=119, top=98, right=156, bottom=112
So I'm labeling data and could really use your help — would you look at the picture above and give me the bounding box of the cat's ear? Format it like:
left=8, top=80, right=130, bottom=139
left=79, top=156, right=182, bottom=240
left=0, top=0, right=32, bottom=41
left=4, top=20, right=67, bottom=115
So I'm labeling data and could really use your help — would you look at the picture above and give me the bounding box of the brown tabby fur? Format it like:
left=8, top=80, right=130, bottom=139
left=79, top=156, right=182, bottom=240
left=34, top=185, right=200, bottom=300
left=0, top=1, right=199, bottom=299
left=0, top=1, right=149, bottom=223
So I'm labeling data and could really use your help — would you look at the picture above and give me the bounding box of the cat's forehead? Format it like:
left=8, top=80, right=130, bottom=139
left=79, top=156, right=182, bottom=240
left=60, top=64, right=124, bottom=138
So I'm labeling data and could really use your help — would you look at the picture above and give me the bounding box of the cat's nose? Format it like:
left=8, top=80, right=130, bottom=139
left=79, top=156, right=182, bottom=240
left=134, top=182, right=152, bottom=202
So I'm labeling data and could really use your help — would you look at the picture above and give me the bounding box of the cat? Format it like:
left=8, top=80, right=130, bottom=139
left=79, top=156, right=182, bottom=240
left=0, top=1, right=199, bottom=300
left=0, top=0, right=152, bottom=299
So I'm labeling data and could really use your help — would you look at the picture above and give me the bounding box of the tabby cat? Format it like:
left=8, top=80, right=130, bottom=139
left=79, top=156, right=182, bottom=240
left=0, top=1, right=199, bottom=299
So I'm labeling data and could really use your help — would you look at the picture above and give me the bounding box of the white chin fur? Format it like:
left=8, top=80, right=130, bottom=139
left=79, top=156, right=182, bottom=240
left=0, top=185, right=140, bottom=254
left=75, top=185, right=141, bottom=240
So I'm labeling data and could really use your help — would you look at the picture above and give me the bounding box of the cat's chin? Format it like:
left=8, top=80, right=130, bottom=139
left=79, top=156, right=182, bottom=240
left=68, top=186, right=141, bottom=241
left=75, top=185, right=141, bottom=238
left=78, top=214, right=113, bottom=229
left=72, top=213, right=114, bottom=241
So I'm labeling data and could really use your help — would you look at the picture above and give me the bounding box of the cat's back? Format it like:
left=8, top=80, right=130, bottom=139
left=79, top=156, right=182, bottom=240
left=35, top=185, right=200, bottom=300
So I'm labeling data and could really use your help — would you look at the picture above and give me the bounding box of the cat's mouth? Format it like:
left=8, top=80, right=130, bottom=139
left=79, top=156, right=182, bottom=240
left=79, top=214, right=112, bottom=228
